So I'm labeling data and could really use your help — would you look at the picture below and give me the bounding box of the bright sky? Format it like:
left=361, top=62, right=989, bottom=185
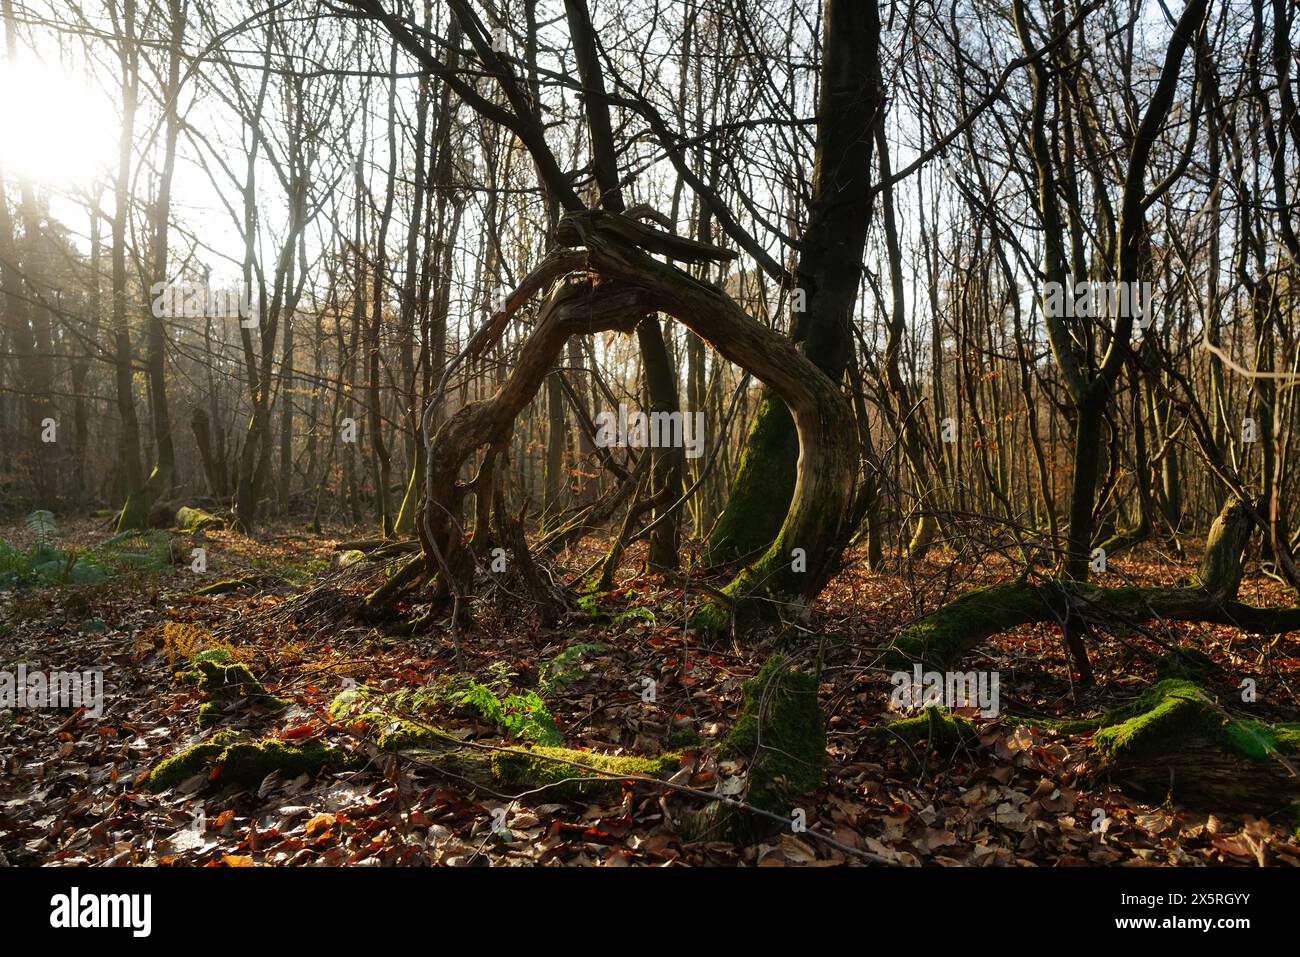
left=0, top=51, right=118, bottom=189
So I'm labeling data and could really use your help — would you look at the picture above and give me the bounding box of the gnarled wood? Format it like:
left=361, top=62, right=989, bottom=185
left=420, top=212, right=857, bottom=620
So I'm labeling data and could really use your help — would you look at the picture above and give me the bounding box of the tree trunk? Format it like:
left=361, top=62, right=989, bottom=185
left=707, top=0, right=882, bottom=565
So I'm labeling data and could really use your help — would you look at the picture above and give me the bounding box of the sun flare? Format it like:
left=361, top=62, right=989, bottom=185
left=0, top=54, right=118, bottom=188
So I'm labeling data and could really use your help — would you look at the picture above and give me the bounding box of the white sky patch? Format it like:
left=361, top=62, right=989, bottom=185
left=0, top=53, right=117, bottom=188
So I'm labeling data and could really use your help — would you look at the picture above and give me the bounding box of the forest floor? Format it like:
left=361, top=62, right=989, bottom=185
left=2, top=513, right=1300, bottom=867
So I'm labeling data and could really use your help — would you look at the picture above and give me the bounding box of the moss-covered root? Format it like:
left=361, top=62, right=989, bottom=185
left=888, top=582, right=1051, bottom=672
left=684, top=654, right=825, bottom=842
left=374, top=718, right=679, bottom=798
left=148, top=731, right=354, bottom=792
left=357, top=555, right=426, bottom=622
left=1002, top=714, right=1103, bottom=736
left=1093, top=679, right=1282, bottom=763
left=872, top=707, right=978, bottom=758
left=490, top=746, right=678, bottom=798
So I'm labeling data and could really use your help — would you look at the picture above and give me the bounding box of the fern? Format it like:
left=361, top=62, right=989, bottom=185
left=0, top=519, right=173, bottom=592
left=614, top=606, right=656, bottom=626
left=25, top=510, right=56, bottom=549
left=158, top=622, right=242, bottom=668
left=101, top=529, right=172, bottom=569
left=458, top=681, right=562, bottom=745
left=539, top=642, right=607, bottom=696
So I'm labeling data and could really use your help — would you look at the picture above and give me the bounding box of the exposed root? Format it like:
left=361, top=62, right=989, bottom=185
left=195, top=574, right=284, bottom=596
left=357, top=554, right=427, bottom=623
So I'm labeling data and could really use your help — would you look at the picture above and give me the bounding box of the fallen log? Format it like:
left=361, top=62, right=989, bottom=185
left=888, top=500, right=1300, bottom=670
left=175, top=506, right=226, bottom=533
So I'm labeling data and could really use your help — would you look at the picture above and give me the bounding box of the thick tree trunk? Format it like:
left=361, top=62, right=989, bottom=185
left=707, top=0, right=882, bottom=566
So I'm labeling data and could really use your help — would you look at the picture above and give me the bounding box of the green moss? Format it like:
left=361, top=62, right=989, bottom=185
left=191, top=648, right=235, bottom=666
left=1094, top=680, right=1214, bottom=761
left=325, top=701, right=446, bottom=752
left=667, top=727, right=705, bottom=749
left=1275, top=723, right=1300, bottom=754
left=688, top=599, right=731, bottom=634
left=490, top=746, right=679, bottom=798
left=705, top=396, right=798, bottom=566
left=889, top=582, right=1050, bottom=671
left=197, top=702, right=221, bottom=728
left=1093, top=679, right=1289, bottom=763
left=874, top=707, right=978, bottom=752
left=1100, top=678, right=1204, bottom=725
left=188, top=658, right=289, bottom=709
left=147, top=733, right=235, bottom=791
left=175, top=506, right=225, bottom=532
left=375, top=718, right=447, bottom=751
left=364, top=712, right=678, bottom=795
left=1004, top=713, right=1104, bottom=735
left=1220, top=719, right=1279, bottom=761
left=148, top=731, right=353, bottom=792
left=367, top=712, right=679, bottom=798
left=721, top=654, right=825, bottom=811
left=387, top=744, right=677, bottom=799
left=180, top=655, right=289, bottom=727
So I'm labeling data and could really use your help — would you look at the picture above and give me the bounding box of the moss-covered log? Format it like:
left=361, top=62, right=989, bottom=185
left=148, top=730, right=354, bottom=792
left=1089, top=677, right=1300, bottom=814
left=175, top=506, right=226, bottom=532
left=372, top=717, right=679, bottom=799
left=890, top=578, right=1300, bottom=671
left=888, top=500, right=1300, bottom=670
left=888, top=582, right=1054, bottom=671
